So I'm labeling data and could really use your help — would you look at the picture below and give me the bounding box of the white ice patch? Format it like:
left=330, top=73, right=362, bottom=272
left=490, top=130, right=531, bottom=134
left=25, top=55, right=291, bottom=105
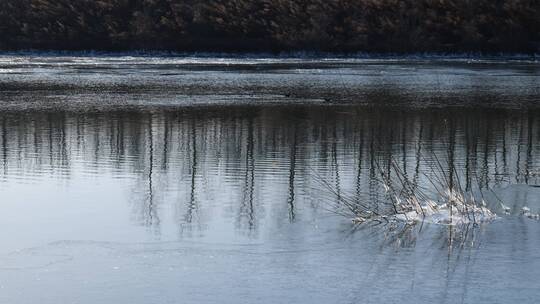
left=353, top=189, right=498, bottom=226
left=393, top=204, right=497, bottom=225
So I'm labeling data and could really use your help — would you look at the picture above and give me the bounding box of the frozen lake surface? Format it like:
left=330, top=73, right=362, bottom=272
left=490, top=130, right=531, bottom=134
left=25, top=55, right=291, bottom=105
left=0, top=55, right=539, bottom=303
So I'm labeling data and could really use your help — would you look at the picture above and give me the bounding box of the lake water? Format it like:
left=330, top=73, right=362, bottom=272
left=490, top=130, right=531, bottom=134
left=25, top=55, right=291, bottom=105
left=0, top=55, right=539, bottom=303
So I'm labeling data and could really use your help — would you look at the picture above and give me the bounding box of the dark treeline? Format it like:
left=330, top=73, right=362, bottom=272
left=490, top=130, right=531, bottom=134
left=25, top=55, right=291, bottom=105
left=0, top=0, right=539, bottom=53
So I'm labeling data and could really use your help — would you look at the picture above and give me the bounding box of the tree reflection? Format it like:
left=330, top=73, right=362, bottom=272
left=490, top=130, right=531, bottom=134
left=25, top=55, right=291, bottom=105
left=237, top=117, right=256, bottom=232
left=0, top=106, right=538, bottom=236
left=185, top=119, right=198, bottom=225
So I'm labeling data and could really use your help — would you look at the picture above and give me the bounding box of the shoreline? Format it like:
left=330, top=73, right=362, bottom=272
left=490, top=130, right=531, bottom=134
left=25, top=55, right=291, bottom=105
left=0, top=50, right=538, bottom=62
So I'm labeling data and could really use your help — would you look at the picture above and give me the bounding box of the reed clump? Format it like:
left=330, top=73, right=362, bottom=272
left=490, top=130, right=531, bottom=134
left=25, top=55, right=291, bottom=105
left=318, top=152, right=499, bottom=227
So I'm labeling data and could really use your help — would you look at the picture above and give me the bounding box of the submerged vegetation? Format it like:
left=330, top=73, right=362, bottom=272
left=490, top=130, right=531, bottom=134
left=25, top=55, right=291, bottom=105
left=0, top=0, right=539, bottom=52
left=361, top=155, right=497, bottom=226
left=318, top=147, right=539, bottom=229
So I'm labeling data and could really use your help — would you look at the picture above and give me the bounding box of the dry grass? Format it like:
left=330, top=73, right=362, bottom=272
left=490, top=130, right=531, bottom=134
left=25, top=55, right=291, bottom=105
left=315, top=150, right=499, bottom=227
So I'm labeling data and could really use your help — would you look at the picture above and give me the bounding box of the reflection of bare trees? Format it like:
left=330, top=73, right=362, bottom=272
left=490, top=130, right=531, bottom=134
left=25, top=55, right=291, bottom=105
left=185, top=120, right=198, bottom=225
left=237, top=118, right=256, bottom=231
left=0, top=107, right=538, bottom=232
left=1, top=118, right=7, bottom=177
left=145, top=114, right=158, bottom=227
left=287, top=120, right=298, bottom=222
left=332, top=124, right=341, bottom=204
